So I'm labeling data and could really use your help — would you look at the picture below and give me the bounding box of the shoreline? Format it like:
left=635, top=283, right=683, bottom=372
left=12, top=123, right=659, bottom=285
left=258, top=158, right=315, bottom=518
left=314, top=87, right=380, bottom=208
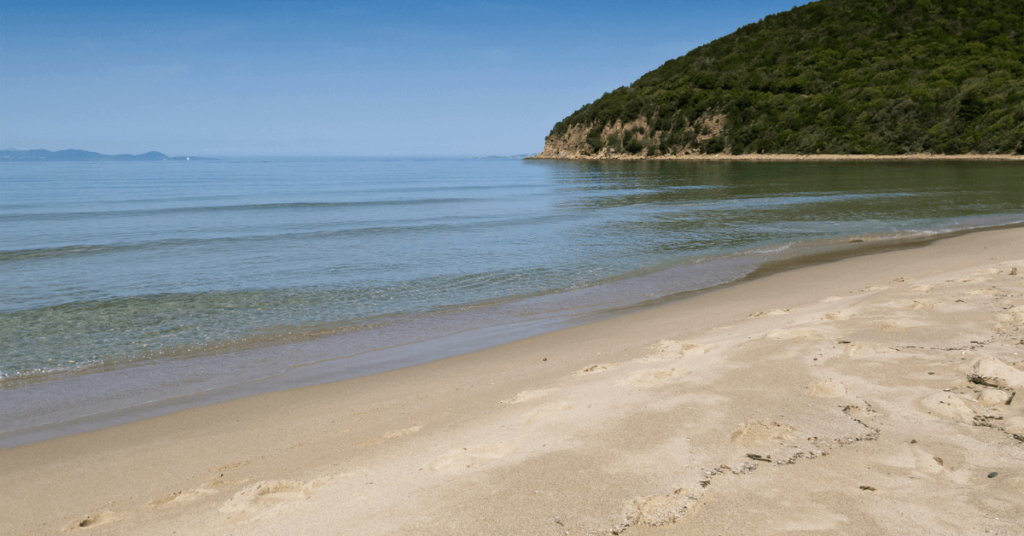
left=527, top=152, right=1024, bottom=161
left=2, top=226, right=1022, bottom=534
left=3, top=222, right=1021, bottom=448
left=2, top=221, right=1024, bottom=448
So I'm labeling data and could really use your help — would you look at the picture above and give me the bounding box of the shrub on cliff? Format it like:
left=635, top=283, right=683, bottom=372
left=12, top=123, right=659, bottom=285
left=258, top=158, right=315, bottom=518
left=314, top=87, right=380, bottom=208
left=623, top=130, right=644, bottom=154
left=700, top=137, right=726, bottom=154
left=585, top=126, right=604, bottom=153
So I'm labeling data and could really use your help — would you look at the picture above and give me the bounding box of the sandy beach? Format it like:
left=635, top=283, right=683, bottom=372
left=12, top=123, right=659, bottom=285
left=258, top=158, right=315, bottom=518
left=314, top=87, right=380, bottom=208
left=2, top=226, right=1022, bottom=535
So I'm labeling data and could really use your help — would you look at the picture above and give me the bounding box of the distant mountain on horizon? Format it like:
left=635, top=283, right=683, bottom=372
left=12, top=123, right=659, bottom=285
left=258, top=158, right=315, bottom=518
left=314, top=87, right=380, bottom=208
left=0, top=149, right=217, bottom=162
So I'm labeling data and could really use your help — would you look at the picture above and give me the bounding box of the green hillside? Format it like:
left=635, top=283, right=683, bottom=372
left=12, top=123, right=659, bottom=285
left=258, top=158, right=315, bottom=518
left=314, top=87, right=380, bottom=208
left=545, top=0, right=1023, bottom=156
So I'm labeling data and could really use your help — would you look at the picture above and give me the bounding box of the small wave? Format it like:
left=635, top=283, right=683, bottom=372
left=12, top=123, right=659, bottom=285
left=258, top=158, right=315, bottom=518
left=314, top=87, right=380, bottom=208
left=0, top=197, right=479, bottom=222
left=740, top=243, right=794, bottom=255
left=0, top=213, right=585, bottom=262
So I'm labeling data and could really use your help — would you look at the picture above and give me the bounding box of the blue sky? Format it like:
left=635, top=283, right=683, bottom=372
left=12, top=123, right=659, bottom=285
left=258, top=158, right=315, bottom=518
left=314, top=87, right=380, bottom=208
left=2, top=1, right=807, bottom=156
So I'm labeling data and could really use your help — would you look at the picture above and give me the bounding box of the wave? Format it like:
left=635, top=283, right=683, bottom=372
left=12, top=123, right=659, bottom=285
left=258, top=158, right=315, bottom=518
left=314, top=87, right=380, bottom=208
left=0, top=197, right=481, bottom=222
left=0, top=212, right=577, bottom=262
left=0, top=191, right=936, bottom=262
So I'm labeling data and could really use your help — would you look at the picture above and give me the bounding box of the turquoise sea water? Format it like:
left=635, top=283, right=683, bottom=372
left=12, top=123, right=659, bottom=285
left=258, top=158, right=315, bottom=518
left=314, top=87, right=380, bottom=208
left=1, top=158, right=1021, bottom=379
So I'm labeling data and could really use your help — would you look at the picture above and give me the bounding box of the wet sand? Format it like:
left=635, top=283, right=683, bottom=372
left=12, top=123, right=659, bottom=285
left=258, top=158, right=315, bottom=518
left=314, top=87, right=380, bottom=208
left=2, top=227, right=1022, bottom=535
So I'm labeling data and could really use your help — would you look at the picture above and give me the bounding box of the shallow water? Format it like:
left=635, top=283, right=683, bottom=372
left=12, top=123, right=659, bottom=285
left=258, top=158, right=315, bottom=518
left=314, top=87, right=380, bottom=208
left=1, top=158, right=1021, bottom=379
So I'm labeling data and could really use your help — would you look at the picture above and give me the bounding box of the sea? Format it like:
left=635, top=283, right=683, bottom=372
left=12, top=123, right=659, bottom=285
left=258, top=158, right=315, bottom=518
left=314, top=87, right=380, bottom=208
left=1, top=157, right=1021, bottom=442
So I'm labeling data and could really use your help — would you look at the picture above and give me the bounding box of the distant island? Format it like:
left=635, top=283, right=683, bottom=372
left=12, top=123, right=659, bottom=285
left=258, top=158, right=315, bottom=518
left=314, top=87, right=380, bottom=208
left=0, top=149, right=216, bottom=162
left=535, top=0, right=1023, bottom=159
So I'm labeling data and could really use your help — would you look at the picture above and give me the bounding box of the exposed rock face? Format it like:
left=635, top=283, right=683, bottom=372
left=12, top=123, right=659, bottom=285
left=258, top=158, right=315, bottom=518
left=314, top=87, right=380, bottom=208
left=533, top=122, right=595, bottom=160
left=533, top=114, right=727, bottom=160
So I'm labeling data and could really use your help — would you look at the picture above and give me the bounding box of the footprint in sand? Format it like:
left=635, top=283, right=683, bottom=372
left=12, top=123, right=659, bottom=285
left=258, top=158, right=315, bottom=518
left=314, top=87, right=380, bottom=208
left=574, top=363, right=620, bottom=375
left=730, top=418, right=797, bottom=447
left=920, top=392, right=975, bottom=423
left=622, top=367, right=688, bottom=387
left=382, top=426, right=422, bottom=439
left=782, top=510, right=853, bottom=532
left=892, top=277, right=912, bottom=283
left=220, top=478, right=329, bottom=514
left=842, top=343, right=897, bottom=358
left=912, top=284, right=933, bottom=292
left=808, top=380, right=847, bottom=398
left=502, top=389, right=557, bottom=403
left=150, top=484, right=219, bottom=509
left=823, top=311, right=850, bottom=321
left=71, top=511, right=121, bottom=530
left=356, top=425, right=422, bottom=447
left=427, top=443, right=516, bottom=473
left=913, top=448, right=949, bottom=475
left=526, top=401, right=573, bottom=424
left=622, top=487, right=702, bottom=527
left=879, top=321, right=909, bottom=332
left=854, top=285, right=888, bottom=293
left=766, top=328, right=819, bottom=340
left=977, top=389, right=1010, bottom=406
left=678, top=341, right=708, bottom=357
left=909, top=300, right=935, bottom=310
left=636, top=340, right=707, bottom=362
left=750, top=308, right=793, bottom=318
left=822, top=296, right=844, bottom=302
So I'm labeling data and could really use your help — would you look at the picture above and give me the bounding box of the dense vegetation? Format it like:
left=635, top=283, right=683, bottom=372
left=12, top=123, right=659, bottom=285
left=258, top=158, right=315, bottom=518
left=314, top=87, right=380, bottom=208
left=548, top=0, right=1023, bottom=155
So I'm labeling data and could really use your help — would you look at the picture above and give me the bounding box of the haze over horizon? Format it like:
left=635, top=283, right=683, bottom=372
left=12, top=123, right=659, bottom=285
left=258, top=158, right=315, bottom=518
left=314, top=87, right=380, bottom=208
left=3, top=0, right=807, bottom=157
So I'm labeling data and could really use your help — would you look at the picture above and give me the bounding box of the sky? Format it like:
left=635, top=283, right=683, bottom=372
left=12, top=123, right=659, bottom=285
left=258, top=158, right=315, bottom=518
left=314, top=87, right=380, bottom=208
left=1, top=1, right=808, bottom=157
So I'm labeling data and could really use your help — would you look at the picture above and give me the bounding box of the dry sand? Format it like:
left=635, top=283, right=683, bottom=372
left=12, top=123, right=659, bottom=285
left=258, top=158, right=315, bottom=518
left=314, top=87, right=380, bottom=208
left=2, top=227, right=1023, bottom=535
